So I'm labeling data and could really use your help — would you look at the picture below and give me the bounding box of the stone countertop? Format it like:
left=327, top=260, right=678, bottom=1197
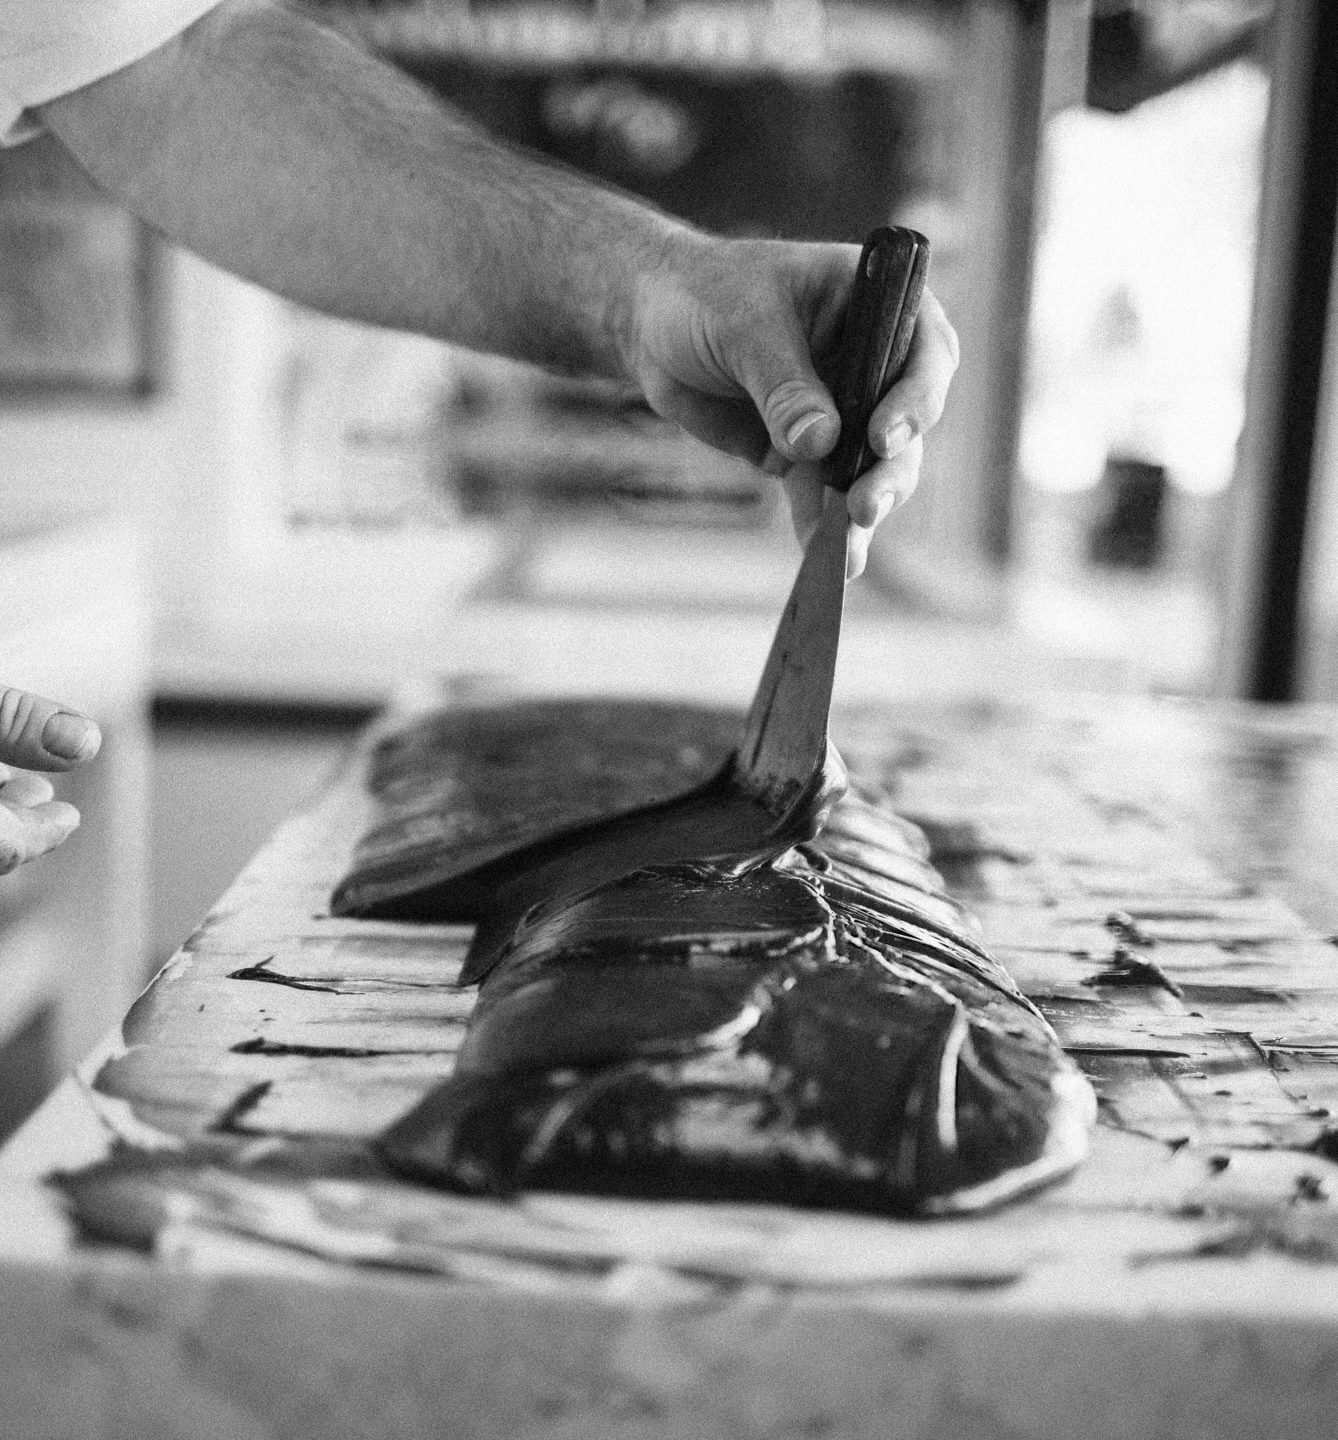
left=5, top=691, right=1338, bottom=1440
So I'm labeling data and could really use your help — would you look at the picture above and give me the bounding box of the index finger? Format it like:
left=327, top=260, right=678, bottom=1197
left=0, top=687, right=102, bottom=772
left=868, top=286, right=959, bottom=457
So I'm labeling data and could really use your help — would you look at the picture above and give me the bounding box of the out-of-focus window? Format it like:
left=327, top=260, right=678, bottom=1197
left=1015, top=51, right=1269, bottom=694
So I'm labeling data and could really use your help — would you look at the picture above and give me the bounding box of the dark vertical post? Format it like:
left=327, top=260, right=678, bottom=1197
left=981, top=0, right=1050, bottom=564
left=1253, top=1, right=1338, bottom=698
left=1221, top=0, right=1338, bottom=700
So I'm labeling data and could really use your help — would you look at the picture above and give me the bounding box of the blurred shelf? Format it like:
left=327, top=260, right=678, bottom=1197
left=154, top=523, right=502, bottom=709
left=338, top=1, right=953, bottom=78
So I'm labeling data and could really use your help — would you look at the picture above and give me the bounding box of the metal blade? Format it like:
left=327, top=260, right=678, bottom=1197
left=733, top=492, right=850, bottom=814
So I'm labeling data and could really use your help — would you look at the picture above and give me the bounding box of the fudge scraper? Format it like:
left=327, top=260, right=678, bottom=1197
left=732, top=224, right=929, bottom=813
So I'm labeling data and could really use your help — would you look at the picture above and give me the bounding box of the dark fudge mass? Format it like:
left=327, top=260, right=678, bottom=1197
left=335, top=701, right=1093, bottom=1215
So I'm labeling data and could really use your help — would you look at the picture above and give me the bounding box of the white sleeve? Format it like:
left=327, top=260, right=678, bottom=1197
left=0, top=0, right=223, bottom=145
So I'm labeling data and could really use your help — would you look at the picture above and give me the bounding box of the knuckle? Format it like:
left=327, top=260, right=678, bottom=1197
left=919, top=292, right=961, bottom=371
left=942, top=319, right=962, bottom=371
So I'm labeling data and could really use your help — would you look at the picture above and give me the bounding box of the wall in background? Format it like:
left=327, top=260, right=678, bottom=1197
left=149, top=718, right=360, bottom=971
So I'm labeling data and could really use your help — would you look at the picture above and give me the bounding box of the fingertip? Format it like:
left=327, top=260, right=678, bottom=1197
left=35, top=799, right=81, bottom=851
left=782, top=410, right=838, bottom=463
left=846, top=486, right=879, bottom=529
left=40, top=712, right=101, bottom=768
left=49, top=799, right=81, bottom=834
left=848, top=484, right=914, bottom=538
left=847, top=470, right=902, bottom=528
left=877, top=486, right=910, bottom=525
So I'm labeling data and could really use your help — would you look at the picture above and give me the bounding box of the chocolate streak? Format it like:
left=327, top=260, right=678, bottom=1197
left=335, top=701, right=844, bottom=983
left=336, top=701, right=1094, bottom=1215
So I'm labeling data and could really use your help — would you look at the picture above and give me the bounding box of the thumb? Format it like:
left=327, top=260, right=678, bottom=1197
left=733, top=321, right=840, bottom=466
left=0, top=687, right=101, bottom=772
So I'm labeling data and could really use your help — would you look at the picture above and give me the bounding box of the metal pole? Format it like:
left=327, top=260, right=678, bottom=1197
left=1217, top=0, right=1338, bottom=700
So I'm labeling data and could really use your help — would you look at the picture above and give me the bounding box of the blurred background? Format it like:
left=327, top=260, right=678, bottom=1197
left=3, top=0, right=1334, bottom=1131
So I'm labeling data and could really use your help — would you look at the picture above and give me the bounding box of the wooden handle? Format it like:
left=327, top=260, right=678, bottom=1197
left=824, top=227, right=929, bottom=494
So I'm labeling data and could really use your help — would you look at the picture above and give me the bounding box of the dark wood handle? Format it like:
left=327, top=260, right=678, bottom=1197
left=824, top=227, right=929, bottom=494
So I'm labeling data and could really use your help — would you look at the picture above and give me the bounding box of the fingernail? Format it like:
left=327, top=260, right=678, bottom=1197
left=42, top=712, right=100, bottom=763
left=785, top=411, right=834, bottom=457
left=875, top=492, right=898, bottom=525
left=883, top=419, right=914, bottom=456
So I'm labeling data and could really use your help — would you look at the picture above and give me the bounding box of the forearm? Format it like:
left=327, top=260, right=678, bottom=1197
left=38, top=0, right=961, bottom=560
left=39, top=0, right=684, bottom=377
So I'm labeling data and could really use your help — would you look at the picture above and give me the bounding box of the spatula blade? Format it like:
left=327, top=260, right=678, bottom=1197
left=734, top=494, right=850, bottom=813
